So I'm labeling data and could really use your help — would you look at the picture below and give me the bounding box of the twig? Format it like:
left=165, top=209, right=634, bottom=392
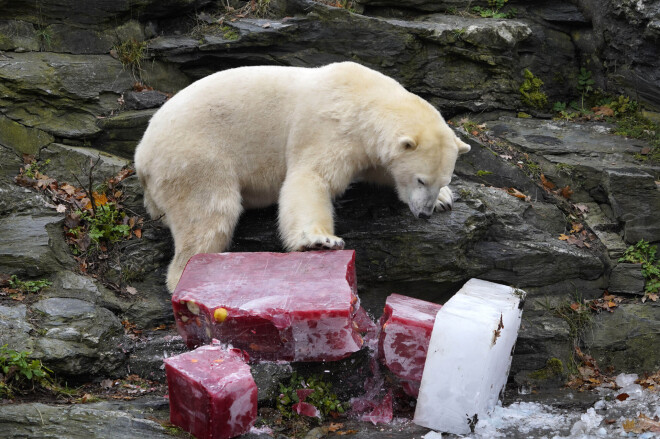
left=71, top=156, right=102, bottom=217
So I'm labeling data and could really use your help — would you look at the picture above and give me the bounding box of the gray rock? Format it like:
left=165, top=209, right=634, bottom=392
left=126, top=331, right=187, bottom=381
left=584, top=302, right=660, bottom=374
left=95, top=109, right=157, bottom=158
left=0, top=0, right=214, bottom=27
left=608, top=263, right=646, bottom=295
left=0, top=212, right=73, bottom=277
left=42, top=271, right=130, bottom=315
left=0, top=52, right=133, bottom=139
left=45, top=23, right=115, bottom=54
left=0, top=304, right=35, bottom=352
left=582, top=202, right=628, bottom=260
left=603, top=169, right=660, bottom=244
left=251, top=361, right=293, bottom=403
left=123, top=90, right=168, bottom=110
left=0, top=20, right=39, bottom=51
left=0, top=114, right=54, bottom=155
left=40, top=143, right=131, bottom=185
left=0, top=398, right=172, bottom=439
left=31, top=298, right=127, bottom=376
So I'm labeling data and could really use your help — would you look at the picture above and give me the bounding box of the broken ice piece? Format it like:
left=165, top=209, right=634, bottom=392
left=414, top=279, right=526, bottom=435
left=164, top=343, right=257, bottom=439
left=172, top=251, right=369, bottom=362
left=378, top=294, right=442, bottom=397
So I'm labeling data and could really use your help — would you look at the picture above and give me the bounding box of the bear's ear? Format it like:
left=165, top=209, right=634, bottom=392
left=399, top=136, right=417, bottom=151
left=456, top=137, right=471, bottom=155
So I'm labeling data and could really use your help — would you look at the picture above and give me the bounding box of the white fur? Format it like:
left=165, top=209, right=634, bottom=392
left=134, top=62, right=470, bottom=292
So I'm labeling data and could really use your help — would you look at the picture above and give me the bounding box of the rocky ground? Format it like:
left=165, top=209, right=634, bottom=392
left=1, top=0, right=660, bottom=437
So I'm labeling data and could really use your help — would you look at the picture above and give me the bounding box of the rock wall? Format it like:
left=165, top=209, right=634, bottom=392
left=0, top=0, right=659, bottom=390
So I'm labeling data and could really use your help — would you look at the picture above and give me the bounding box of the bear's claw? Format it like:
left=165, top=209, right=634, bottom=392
left=299, top=233, right=345, bottom=251
left=435, top=186, right=454, bottom=212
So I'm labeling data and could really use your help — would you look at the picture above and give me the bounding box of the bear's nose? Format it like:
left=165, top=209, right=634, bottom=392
left=418, top=211, right=431, bottom=220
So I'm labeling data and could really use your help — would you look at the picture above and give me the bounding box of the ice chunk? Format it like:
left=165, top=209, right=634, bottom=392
left=377, top=294, right=442, bottom=396
left=615, top=372, right=638, bottom=388
left=413, top=279, right=526, bottom=435
left=164, top=343, right=257, bottom=439
left=172, top=251, right=368, bottom=362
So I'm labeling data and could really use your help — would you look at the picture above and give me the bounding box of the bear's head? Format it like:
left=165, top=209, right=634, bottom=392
left=388, top=120, right=470, bottom=219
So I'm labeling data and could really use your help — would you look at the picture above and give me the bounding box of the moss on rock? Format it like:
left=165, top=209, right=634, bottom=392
left=0, top=115, right=53, bottom=155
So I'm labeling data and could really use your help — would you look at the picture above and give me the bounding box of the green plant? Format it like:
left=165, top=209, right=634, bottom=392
left=519, top=69, right=548, bottom=109
left=23, top=159, right=51, bottom=179
left=276, top=372, right=349, bottom=420
left=614, top=112, right=660, bottom=162
left=555, top=163, right=575, bottom=177
left=113, top=38, right=147, bottom=80
left=75, top=203, right=131, bottom=247
left=35, top=26, right=52, bottom=51
left=221, top=26, right=240, bottom=40
left=0, top=345, right=53, bottom=398
left=576, top=68, right=595, bottom=111
left=8, top=276, right=52, bottom=294
left=472, top=0, right=516, bottom=18
left=619, top=240, right=660, bottom=296
left=549, top=294, right=594, bottom=346
left=524, top=161, right=542, bottom=178
left=476, top=170, right=493, bottom=177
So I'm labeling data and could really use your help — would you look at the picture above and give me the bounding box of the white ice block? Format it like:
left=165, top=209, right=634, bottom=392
left=413, top=279, right=526, bottom=435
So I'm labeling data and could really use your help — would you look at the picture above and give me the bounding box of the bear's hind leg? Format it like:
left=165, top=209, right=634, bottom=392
left=165, top=188, right=243, bottom=292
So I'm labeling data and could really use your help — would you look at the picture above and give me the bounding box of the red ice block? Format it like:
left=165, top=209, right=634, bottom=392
left=378, top=294, right=442, bottom=397
left=164, top=343, right=257, bottom=439
left=172, top=251, right=368, bottom=362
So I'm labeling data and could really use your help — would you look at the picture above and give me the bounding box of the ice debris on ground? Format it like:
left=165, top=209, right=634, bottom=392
left=442, top=373, right=660, bottom=438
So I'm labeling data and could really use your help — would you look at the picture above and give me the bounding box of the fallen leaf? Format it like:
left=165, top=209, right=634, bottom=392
left=616, top=392, right=630, bottom=401
left=592, top=106, right=615, bottom=117
left=540, top=174, right=556, bottom=190
left=640, top=147, right=651, bottom=155
left=506, top=187, right=528, bottom=200
left=560, top=185, right=573, bottom=199
left=101, top=379, right=115, bottom=389
left=647, top=293, right=658, bottom=302
left=570, top=302, right=581, bottom=311
left=559, top=234, right=569, bottom=241
left=571, top=222, right=584, bottom=233
left=328, top=423, right=343, bottom=432
left=125, top=286, right=138, bottom=295
left=133, top=229, right=142, bottom=238
left=56, top=204, right=67, bottom=213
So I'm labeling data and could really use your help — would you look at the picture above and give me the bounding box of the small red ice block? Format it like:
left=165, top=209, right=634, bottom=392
left=172, top=250, right=367, bottom=362
left=164, top=344, right=257, bottom=439
left=378, top=294, right=442, bottom=395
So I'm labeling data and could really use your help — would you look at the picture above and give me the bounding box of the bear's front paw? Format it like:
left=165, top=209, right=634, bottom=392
left=298, top=232, right=345, bottom=251
left=435, top=186, right=454, bottom=212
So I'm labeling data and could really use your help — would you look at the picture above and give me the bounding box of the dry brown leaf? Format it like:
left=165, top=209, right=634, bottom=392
left=540, top=173, right=556, bottom=190
left=328, top=423, right=343, bottom=432
left=593, top=106, right=615, bottom=117
left=133, top=229, right=142, bottom=239
left=507, top=187, right=528, bottom=200
left=616, top=393, right=630, bottom=401
left=559, top=234, right=569, bottom=241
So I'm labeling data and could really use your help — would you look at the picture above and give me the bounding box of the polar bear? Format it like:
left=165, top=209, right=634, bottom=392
left=134, top=62, right=470, bottom=292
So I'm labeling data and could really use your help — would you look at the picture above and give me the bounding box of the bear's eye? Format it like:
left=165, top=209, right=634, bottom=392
left=417, top=178, right=426, bottom=186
